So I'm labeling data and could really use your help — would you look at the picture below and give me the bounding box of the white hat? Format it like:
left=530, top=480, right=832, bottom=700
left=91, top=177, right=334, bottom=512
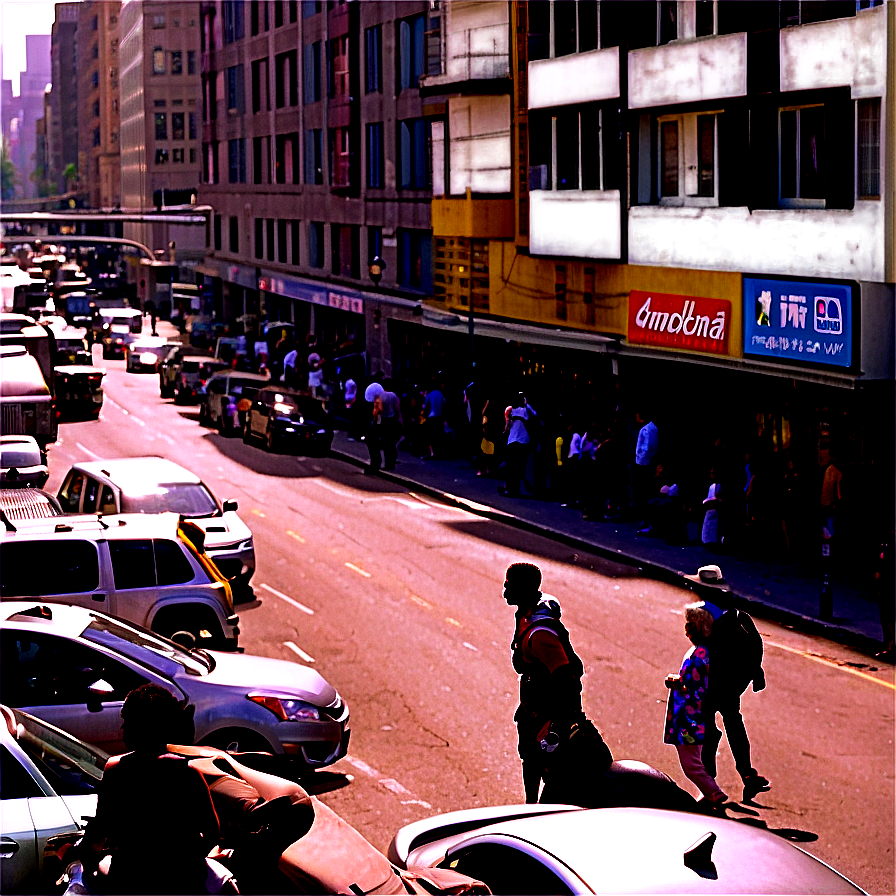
left=683, top=564, right=726, bottom=586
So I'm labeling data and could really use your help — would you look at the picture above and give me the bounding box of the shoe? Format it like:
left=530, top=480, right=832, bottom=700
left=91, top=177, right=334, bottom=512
left=742, top=774, right=771, bottom=801
left=698, top=794, right=728, bottom=815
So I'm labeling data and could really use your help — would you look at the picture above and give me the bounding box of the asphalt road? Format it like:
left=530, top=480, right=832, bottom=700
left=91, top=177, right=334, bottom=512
left=42, top=344, right=895, bottom=894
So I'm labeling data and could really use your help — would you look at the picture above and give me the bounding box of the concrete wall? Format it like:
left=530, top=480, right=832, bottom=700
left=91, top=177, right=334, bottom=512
left=448, top=95, right=511, bottom=194
left=529, top=190, right=622, bottom=261
left=528, top=46, right=620, bottom=109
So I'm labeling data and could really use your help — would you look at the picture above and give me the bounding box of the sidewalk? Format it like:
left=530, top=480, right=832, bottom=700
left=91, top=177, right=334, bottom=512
left=329, top=431, right=888, bottom=657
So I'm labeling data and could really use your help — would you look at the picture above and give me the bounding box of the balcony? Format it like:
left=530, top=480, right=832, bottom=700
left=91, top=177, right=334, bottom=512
left=780, top=6, right=885, bottom=95
left=628, top=203, right=885, bottom=282
left=529, top=47, right=620, bottom=109
left=529, top=190, right=622, bottom=261
left=629, top=33, right=747, bottom=108
left=432, top=189, right=513, bottom=240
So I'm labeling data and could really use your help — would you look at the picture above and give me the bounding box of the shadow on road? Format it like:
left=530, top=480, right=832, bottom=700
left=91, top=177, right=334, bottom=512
left=299, top=770, right=353, bottom=796
left=732, top=815, right=819, bottom=843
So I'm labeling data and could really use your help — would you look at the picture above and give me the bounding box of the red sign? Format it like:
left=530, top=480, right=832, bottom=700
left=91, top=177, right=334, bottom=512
left=628, top=290, right=731, bottom=355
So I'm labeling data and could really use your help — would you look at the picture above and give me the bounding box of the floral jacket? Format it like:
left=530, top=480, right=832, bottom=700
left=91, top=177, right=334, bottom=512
left=664, top=644, right=709, bottom=746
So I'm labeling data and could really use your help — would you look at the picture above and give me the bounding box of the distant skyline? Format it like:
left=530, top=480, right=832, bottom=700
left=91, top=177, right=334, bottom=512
left=1, top=0, right=59, bottom=95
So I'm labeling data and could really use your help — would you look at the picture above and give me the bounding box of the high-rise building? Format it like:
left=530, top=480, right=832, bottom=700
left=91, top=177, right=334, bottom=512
left=50, top=2, right=80, bottom=195
left=17, top=35, right=52, bottom=198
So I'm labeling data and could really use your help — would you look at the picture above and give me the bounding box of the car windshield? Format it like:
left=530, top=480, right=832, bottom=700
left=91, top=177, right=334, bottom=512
left=10, top=706, right=109, bottom=795
left=1, top=448, right=41, bottom=468
left=120, top=483, right=218, bottom=516
left=82, top=617, right=212, bottom=675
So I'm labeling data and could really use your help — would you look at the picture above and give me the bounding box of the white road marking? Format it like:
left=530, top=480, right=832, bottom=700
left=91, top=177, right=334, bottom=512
left=342, top=757, right=432, bottom=810
left=766, top=639, right=895, bottom=690
left=286, top=530, right=306, bottom=543
left=160, top=433, right=176, bottom=445
left=409, top=595, right=431, bottom=609
left=75, top=442, right=103, bottom=460
left=258, top=583, right=315, bottom=615
left=462, top=642, right=478, bottom=652
left=344, top=562, right=372, bottom=578
left=445, top=617, right=461, bottom=628
left=283, top=641, right=315, bottom=663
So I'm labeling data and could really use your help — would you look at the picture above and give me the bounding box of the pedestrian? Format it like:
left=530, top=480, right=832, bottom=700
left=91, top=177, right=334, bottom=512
left=664, top=603, right=727, bottom=812
left=363, top=379, right=385, bottom=474
left=501, top=392, right=537, bottom=497
left=873, top=532, right=894, bottom=662
left=80, top=685, right=220, bottom=894
left=820, top=452, right=844, bottom=540
left=281, top=346, right=298, bottom=386
left=685, top=567, right=771, bottom=803
left=343, top=375, right=359, bottom=439
left=633, top=408, right=659, bottom=523
left=421, top=380, right=446, bottom=458
left=379, top=380, right=403, bottom=471
left=701, top=468, right=724, bottom=551
left=307, top=350, right=324, bottom=397
left=503, top=562, right=612, bottom=805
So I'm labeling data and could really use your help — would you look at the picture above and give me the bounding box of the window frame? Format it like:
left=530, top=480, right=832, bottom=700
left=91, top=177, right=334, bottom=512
left=857, top=97, right=881, bottom=200
left=778, top=103, right=826, bottom=209
left=656, top=111, right=719, bottom=207
left=365, top=25, right=382, bottom=93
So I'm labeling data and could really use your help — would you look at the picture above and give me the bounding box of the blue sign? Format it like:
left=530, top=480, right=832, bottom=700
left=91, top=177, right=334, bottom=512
left=743, top=278, right=852, bottom=369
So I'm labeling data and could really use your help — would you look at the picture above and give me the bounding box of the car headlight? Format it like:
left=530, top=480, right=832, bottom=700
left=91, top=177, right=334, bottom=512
left=140, top=352, right=158, bottom=364
left=285, top=426, right=296, bottom=433
left=248, top=694, right=321, bottom=721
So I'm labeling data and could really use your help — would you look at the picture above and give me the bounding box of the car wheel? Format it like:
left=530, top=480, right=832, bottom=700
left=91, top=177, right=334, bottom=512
left=199, top=728, right=274, bottom=755
left=266, top=428, right=278, bottom=453
left=198, top=403, right=209, bottom=426
left=152, top=607, right=224, bottom=648
left=243, top=421, right=253, bottom=443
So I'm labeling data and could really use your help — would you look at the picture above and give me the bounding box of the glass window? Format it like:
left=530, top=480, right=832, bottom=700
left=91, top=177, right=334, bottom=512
left=304, top=129, right=322, bottom=184
left=441, top=844, right=575, bottom=895
left=152, top=47, right=165, bottom=75
left=119, top=484, right=218, bottom=516
left=661, top=120, right=679, bottom=197
left=172, top=112, right=185, bottom=140
left=154, top=540, right=195, bottom=586
left=366, top=122, right=383, bottom=188
left=858, top=97, right=880, bottom=198
left=697, top=114, right=715, bottom=197
left=255, top=218, right=264, bottom=258
left=171, top=51, right=183, bottom=74
left=365, top=26, right=381, bottom=93
left=309, top=222, right=324, bottom=268
left=303, top=42, right=321, bottom=103
left=267, top=218, right=275, bottom=261
left=398, top=14, right=425, bottom=91
left=399, top=119, right=428, bottom=189
left=189, top=112, right=197, bottom=140
left=780, top=105, right=825, bottom=202
left=99, top=485, right=117, bottom=515
left=223, top=0, right=245, bottom=43
left=227, top=65, right=245, bottom=112
left=109, top=539, right=156, bottom=589
left=291, top=220, right=301, bottom=264
left=155, top=112, right=167, bottom=140
left=278, top=220, right=288, bottom=262
left=0, top=541, right=100, bottom=596
left=302, top=1, right=321, bottom=18
left=188, top=50, right=197, bottom=74
left=0, top=745, right=43, bottom=799
left=398, top=229, right=432, bottom=291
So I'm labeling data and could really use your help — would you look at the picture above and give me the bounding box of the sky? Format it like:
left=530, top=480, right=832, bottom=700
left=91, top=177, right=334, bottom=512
left=1, top=0, right=60, bottom=95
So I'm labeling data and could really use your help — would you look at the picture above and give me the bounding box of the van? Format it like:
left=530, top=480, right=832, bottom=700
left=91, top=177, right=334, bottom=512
left=0, top=346, right=57, bottom=447
left=0, top=512, right=239, bottom=648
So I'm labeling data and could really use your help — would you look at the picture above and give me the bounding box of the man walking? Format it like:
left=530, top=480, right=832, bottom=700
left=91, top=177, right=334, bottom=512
left=501, top=393, right=537, bottom=497
left=632, top=408, right=659, bottom=522
left=503, top=562, right=611, bottom=804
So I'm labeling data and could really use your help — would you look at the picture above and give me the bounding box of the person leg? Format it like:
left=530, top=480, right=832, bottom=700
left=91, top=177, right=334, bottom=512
left=675, top=744, right=726, bottom=802
left=700, top=693, right=723, bottom=779
left=717, top=693, right=770, bottom=798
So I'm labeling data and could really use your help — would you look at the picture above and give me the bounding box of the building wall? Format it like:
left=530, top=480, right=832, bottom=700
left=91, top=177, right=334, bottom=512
left=18, top=35, right=52, bottom=198
left=50, top=5, right=79, bottom=194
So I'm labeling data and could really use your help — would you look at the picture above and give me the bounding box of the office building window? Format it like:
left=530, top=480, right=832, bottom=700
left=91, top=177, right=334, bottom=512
left=275, top=52, right=297, bottom=107
left=780, top=105, right=824, bottom=206
left=399, top=118, right=427, bottom=189
left=397, top=229, right=432, bottom=291
left=223, top=0, right=245, bottom=43
left=229, top=216, right=239, bottom=252
left=304, top=129, right=322, bottom=184
left=266, top=219, right=275, bottom=261
left=152, top=47, right=165, bottom=74
left=302, top=1, right=321, bottom=18
left=329, top=127, right=351, bottom=188
left=214, top=214, right=222, bottom=249
left=278, top=220, right=288, bottom=262
left=365, top=25, right=381, bottom=93
left=398, top=13, right=425, bottom=91
left=173, top=147, right=185, bottom=163
left=253, top=58, right=270, bottom=112
left=227, top=65, right=245, bottom=112
left=172, top=112, right=185, bottom=140
left=152, top=13, right=165, bottom=28
left=291, top=220, right=301, bottom=264
left=188, top=112, right=197, bottom=140
left=155, top=149, right=169, bottom=164
left=303, top=42, right=321, bottom=103
left=309, top=222, right=324, bottom=268
left=155, top=113, right=167, bottom=140
left=254, top=218, right=264, bottom=258
left=858, top=97, right=880, bottom=198
left=367, top=227, right=382, bottom=267
left=275, top=132, right=299, bottom=184
left=656, top=112, right=717, bottom=203
left=366, top=123, right=383, bottom=188
left=228, top=138, right=247, bottom=183
left=188, top=51, right=197, bottom=74
left=190, top=148, right=197, bottom=163
left=171, top=51, right=182, bottom=74
left=328, top=35, right=350, bottom=98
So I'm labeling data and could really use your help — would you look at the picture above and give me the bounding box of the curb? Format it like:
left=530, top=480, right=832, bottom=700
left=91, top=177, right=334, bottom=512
left=330, top=447, right=885, bottom=658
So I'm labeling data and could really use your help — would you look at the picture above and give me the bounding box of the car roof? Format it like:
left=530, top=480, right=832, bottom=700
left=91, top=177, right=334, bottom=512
left=449, top=808, right=864, bottom=894
left=1, top=511, right=185, bottom=540
left=0, top=489, right=61, bottom=521
left=69, top=456, right=202, bottom=488
left=208, top=369, right=268, bottom=382
left=0, top=600, right=93, bottom=638
left=0, top=434, right=40, bottom=446
left=131, top=335, right=171, bottom=348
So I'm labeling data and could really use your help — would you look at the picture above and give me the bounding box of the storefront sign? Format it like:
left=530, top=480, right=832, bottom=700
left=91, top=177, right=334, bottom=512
left=628, top=291, right=730, bottom=355
left=743, top=278, right=852, bottom=369
left=328, top=292, right=363, bottom=314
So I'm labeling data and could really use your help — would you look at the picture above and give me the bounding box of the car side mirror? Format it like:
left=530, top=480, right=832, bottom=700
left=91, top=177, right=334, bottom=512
left=86, top=679, right=115, bottom=712
left=222, top=499, right=238, bottom=513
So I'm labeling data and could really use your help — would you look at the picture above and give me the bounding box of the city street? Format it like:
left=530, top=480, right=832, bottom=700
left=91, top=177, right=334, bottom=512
left=41, top=344, right=895, bottom=895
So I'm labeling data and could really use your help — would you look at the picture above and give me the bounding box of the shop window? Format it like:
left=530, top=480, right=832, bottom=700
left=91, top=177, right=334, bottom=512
left=172, top=113, right=185, bottom=141
left=228, top=138, right=246, bottom=183
left=329, top=127, right=351, bottom=188
left=398, top=13, right=425, bottom=92
left=857, top=98, right=880, bottom=198
left=309, top=222, right=324, bottom=268
left=275, top=52, right=297, bottom=107
left=399, top=118, right=427, bottom=189
left=252, top=58, right=270, bottom=112
left=397, top=229, right=432, bottom=292
left=303, top=42, right=321, bottom=104
left=227, top=65, right=245, bottom=112
left=657, top=112, right=717, bottom=205
left=266, top=219, right=275, bottom=261
left=154, top=113, right=167, bottom=140
left=366, top=123, right=384, bottom=188
left=291, top=220, right=301, bottom=264
left=254, top=218, right=264, bottom=258
left=230, top=216, right=239, bottom=252
left=171, top=51, right=183, bottom=75
left=779, top=105, right=824, bottom=207
left=365, top=25, right=382, bottom=93
left=152, top=47, right=165, bottom=75
left=304, top=129, right=322, bottom=184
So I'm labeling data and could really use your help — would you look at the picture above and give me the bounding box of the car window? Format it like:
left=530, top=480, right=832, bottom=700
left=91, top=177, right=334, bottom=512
left=209, top=378, right=227, bottom=394
left=58, top=471, right=85, bottom=512
left=441, top=843, right=575, bottom=896
left=108, top=540, right=156, bottom=589
left=9, top=707, right=107, bottom=795
left=1, top=444, right=41, bottom=468
left=1, top=630, right=146, bottom=709
left=99, top=486, right=118, bottom=515
left=0, top=745, right=43, bottom=799
left=83, top=477, right=101, bottom=513
left=154, top=539, right=195, bottom=586
left=0, top=541, right=100, bottom=596
left=119, top=483, right=218, bottom=516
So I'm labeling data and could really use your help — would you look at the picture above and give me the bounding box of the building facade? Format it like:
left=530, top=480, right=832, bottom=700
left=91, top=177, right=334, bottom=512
left=16, top=35, right=52, bottom=199
left=49, top=3, right=80, bottom=195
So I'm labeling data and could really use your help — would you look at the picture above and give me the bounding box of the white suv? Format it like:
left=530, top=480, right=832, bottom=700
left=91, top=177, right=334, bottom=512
left=0, top=512, right=239, bottom=648
left=57, top=458, right=255, bottom=599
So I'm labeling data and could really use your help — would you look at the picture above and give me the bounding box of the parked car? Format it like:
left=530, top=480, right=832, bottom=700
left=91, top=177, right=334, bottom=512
left=57, top=457, right=256, bottom=597
left=0, top=488, right=63, bottom=521
left=0, top=602, right=350, bottom=766
left=99, top=308, right=142, bottom=359
left=0, top=435, right=48, bottom=488
left=0, top=704, right=104, bottom=893
left=174, top=355, right=229, bottom=404
left=159, top=343, right=195, bottom=397
left=389, top=804, right=866, bottom=895
left=243, top=386, right=333, bottom=455
left=54, top=364, right=105, bottom=420
left=201, top=369, right=270, bottom=435
left=126, top=334, right=176, bottom=373
left=0, top=512, right=239, bottom=648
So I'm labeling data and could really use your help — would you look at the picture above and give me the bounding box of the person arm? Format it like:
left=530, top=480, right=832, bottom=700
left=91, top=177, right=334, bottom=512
left=186, top=764, right=221, bottom=854
left=737, top=611, right=766, bottom=691
left=79, top=755, right=122, bottom=873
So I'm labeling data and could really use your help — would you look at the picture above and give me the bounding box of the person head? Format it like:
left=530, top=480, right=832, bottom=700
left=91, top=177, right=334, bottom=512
left=121, top=684, right=191, bottom=754
left=683, top=602, right=714, bottom=645
left=504, top=562, right=542, bottom=607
